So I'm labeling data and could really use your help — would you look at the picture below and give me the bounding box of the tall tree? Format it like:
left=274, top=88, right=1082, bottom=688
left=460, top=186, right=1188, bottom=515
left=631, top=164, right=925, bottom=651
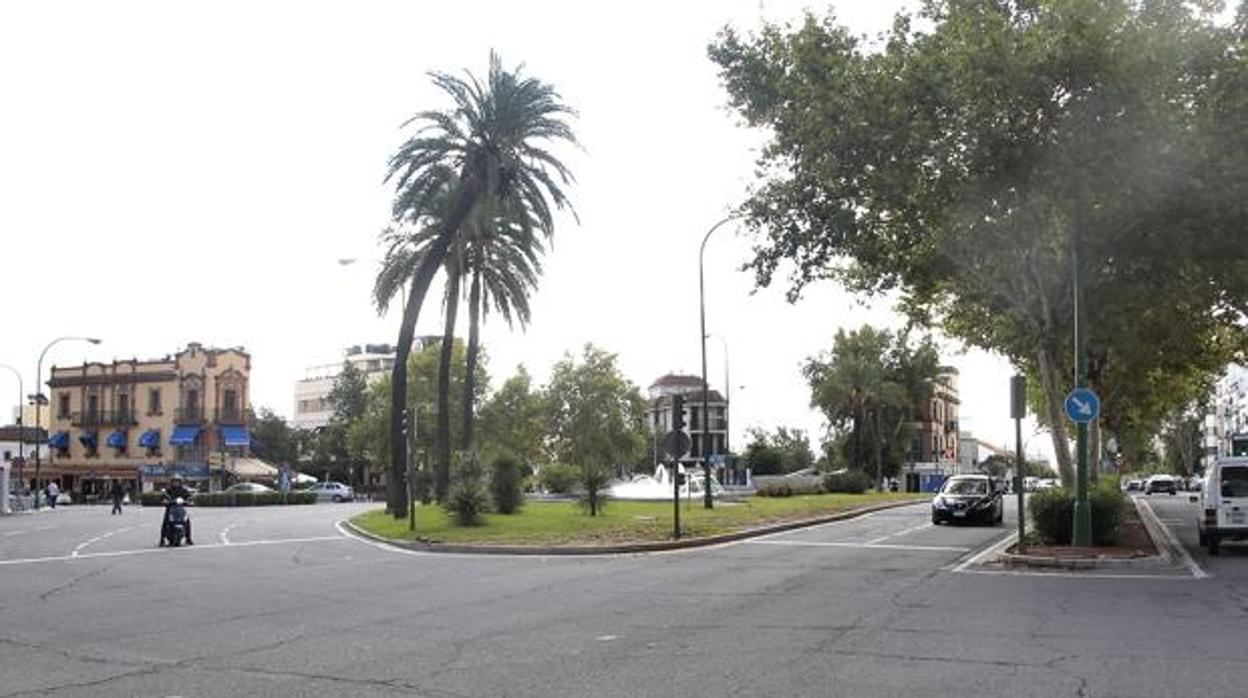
left=479, top=365, right=546, bottom=467
left=249, top=408, right=298, bottom=466
left=328, top=360, right=371, bottom=489
left=375, top=52, right=578, bottom=516
left=742, top=426, right=814, bottom=475
left=711, top=0, right=1247, bottom=486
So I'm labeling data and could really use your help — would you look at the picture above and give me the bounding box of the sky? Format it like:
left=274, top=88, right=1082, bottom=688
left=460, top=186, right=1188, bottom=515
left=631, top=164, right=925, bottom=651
left=0, top=0, right=1057, bottom=463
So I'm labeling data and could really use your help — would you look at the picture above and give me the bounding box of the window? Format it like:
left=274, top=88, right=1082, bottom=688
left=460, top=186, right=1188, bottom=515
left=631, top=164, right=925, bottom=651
left=87, top=394, right=99, bottom=421
left=58, top=393, right=71, bottom=418
left=118, top=393, right=130, bottom=420
left=148, top=388, right=161, bottom=415
left=223, top=389, right=238, bottom=417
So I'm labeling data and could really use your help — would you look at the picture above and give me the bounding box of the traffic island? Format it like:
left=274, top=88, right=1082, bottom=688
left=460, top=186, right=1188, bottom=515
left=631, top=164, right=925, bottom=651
left=999, top=496, right=1164, bottom=571
left=345, top=494, right=927, bottom=555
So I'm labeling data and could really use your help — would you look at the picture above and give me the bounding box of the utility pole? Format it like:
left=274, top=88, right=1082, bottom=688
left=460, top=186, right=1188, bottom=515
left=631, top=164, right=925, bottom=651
left=699, top=215, right=734, bottom=509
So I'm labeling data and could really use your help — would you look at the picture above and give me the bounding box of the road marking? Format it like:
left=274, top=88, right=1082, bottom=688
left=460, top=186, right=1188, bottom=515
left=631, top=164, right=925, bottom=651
left=740, top=502, right=928, bottom=546
left=1136, top=498, right=1208, bottom=580
left=866, top=522, right=933, bottom=545
left=949, top=530, right=1017, bottom=574
left=3, top=530, right=26, bottom=537
left=0, top=535, right=346, bottom=567
left=746, top=539, right=971, bottom=553
left=220, top=522, right=239, bottom=545
left=71, top=526, right=133, bottom=558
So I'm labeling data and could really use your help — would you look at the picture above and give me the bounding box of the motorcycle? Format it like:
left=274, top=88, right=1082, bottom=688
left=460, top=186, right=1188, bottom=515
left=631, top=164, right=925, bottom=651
left=163, top=498, right=190, bottom=547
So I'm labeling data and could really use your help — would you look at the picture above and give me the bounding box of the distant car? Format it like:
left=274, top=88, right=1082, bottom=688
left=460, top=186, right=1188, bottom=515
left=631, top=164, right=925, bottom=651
left=1124, top=479, right=1144, bottom=493
left=932, top=475, right=1003, bottom=526
left=1145, top=476, right=1177, bottom=495
left=224, top=482, right=274, bottom=494
left=308, top=481, right=355, bottom=502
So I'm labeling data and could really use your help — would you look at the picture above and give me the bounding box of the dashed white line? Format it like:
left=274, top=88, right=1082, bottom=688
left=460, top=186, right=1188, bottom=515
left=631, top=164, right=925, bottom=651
left=71, top=526, right=134, bottom=558
left=866, top=522, right=933, bottom=545
left=220, top=522, right=239, bottom=545
left=747, top=539, right=971, bottom=553
left=0, top=535, right=346, bottom=567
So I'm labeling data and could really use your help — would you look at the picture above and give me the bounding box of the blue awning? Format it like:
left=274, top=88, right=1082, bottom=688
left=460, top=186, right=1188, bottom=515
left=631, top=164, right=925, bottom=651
left=49, top=431, right=70, bottom=449
left=219, top=425, right=250, bottom=448
left=106, top=430, right=127, bottom=449
left=79, top=431, right=98, bottom=448
left=139, top=429, right=161, bottom=448
left=170, top=425, right=201, bottom=446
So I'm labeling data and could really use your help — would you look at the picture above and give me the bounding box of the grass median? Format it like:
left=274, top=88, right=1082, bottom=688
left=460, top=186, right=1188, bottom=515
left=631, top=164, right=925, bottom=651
left=350, top=492, right=927, bottom=547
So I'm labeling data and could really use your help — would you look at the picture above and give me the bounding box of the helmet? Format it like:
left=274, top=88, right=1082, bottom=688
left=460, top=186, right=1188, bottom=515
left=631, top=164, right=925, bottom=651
left=171, top=476, right=183, bottom=484
left=174, top=497, right=185, bottom=505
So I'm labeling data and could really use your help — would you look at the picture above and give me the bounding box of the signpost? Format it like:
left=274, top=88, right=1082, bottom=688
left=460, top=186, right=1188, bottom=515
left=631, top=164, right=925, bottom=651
left=1011, top=375, right=1027, bottom=554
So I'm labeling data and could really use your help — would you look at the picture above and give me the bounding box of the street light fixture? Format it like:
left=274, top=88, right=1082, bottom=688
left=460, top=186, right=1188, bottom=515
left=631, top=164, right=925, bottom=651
left=699, top=214, right=736, bottom=509
left=33, top=337, right=101, bottom=509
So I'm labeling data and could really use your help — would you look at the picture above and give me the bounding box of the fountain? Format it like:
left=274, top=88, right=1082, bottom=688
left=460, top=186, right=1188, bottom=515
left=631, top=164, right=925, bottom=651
left=608, top=464, right=724, bottom=500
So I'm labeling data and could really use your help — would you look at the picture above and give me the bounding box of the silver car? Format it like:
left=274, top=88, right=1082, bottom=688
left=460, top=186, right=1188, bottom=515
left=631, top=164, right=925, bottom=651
left=309, top=482, right=354, bottom=502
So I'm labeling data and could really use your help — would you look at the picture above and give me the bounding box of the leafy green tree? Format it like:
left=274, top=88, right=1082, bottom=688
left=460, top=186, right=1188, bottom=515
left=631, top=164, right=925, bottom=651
left=327, top=360, right=370, bottom=488
left=710, top=0, right=1248, bottom=486
left=544, top=345, right=647, bottom=516
left=479, top=365, right=546, bottom=467
left=742, top=427, right=814, bottom=475
left=249, top=408, right=298, bottom=466
left=374, top=51, right=578, bottom=516
left=803, top=327, right=940, bottom=483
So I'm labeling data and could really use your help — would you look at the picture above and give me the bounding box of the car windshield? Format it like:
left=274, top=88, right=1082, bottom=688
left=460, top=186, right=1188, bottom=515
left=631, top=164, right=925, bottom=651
left=1222, top=467, right=1248, bottom=498
left=943, top=479, right=987, bottom=495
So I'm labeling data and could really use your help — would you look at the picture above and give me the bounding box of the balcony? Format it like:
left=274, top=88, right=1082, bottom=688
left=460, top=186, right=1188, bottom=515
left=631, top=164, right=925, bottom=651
left=175, top=406, right=206, bottom=424
left=215, top=407, right=248, bottom=425
left=71, top=410, right=138, bottom=427
left=175, top=447, right=209, bottom=465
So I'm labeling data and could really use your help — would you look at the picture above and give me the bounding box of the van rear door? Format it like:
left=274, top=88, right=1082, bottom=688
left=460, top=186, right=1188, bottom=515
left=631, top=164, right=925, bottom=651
left=1218, top=466, right=1248, bottom=530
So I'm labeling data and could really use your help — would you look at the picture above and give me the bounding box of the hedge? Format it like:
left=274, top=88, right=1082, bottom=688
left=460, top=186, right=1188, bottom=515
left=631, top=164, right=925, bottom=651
left=755, top=480, right=823, bottom=497
left=1027, top=481, right=1126, bottom=545
left=823, top=470, right=872, bottom=494
left=140, top=491, right=317, bottom=507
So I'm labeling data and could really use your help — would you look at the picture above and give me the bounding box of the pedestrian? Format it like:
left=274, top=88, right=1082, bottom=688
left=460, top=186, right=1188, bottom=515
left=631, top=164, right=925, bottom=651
left=45, top=481, right=60, bottom=509
left=110, top=480, right=126, bottom=515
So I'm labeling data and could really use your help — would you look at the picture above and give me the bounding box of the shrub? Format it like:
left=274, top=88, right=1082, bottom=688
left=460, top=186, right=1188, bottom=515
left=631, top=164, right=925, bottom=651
left=1028, top=483, right=1126, bottom=545
left=577, top=462, right=612, bottom=517
left=823, top=470, right=871, bottom=494
left=538, top=463, right=579, bottom=494
left=143, top=491, right=316, bottom=506
left=755, top=482, right=793, bottom=497
left=445, top=454, right=490, bottom=526
left=489, top=453, right=524, bottom=515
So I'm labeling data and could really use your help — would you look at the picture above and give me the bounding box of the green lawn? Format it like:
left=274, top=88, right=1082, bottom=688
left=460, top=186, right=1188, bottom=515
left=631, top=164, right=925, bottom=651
left=350, top=492, right=927, bottom=546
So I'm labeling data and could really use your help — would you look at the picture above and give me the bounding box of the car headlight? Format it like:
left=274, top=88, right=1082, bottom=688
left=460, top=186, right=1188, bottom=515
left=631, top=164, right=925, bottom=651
left=933, top=497, right=947, bottom=508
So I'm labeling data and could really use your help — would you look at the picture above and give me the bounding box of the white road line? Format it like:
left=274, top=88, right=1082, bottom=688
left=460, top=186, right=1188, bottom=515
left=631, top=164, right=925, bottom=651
left=70, top=526, right=134, bottom=558
left=220, top=522, right=238, bottom=545
left=1136, top=498, right=1208, bottom=580
left=3, top=530, right=26, bottom=537
left=0, top=535, right=345, bottom=567
left=866, top=522, right=933, bottom=545
left=746, top=539, right=971, bottom=553
left=950, top=530, right=1017, bottom=574
left=737, top=502, right=928, bottom=545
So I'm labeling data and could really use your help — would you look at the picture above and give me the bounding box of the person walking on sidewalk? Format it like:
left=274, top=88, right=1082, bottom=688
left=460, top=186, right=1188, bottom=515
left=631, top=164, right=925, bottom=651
left=45, top=481, right=60, bottom=509
left=110, top=480, right=126, bottom=515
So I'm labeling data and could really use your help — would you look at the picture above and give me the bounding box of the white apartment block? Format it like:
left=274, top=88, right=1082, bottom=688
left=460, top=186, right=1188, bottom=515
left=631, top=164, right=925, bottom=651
left=292, top=343, right=401, bottom=430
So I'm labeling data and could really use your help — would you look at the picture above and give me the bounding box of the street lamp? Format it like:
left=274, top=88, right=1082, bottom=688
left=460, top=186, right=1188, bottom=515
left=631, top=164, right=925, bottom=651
left=34, top=337, right=101, bottom=509
left=699, top=214, right=736, bottom=509
left=0, top=363, right=22, bottom=514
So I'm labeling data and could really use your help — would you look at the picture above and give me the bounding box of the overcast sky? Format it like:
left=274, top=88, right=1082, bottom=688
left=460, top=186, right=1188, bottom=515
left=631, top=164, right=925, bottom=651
left=1, top=0, right=1057, bottom=462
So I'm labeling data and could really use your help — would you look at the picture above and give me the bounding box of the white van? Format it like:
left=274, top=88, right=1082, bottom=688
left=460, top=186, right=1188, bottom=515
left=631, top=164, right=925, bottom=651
left=1197, top=456, right=1248, bottom=555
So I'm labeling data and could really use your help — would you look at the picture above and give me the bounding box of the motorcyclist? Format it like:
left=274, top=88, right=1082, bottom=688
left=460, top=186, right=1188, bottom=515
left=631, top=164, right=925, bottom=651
left=159, top=476, right=194, bottom=546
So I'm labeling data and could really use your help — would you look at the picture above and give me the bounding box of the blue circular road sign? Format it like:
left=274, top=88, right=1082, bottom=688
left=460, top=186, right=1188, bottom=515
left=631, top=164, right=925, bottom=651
left=1064, top=388, right=1101, bottom=423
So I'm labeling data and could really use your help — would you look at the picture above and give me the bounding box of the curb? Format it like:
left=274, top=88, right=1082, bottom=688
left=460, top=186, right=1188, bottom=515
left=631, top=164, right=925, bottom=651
left=343, top=498, right=924, bottom=556
left=997, top=496, right=1169, bottom=571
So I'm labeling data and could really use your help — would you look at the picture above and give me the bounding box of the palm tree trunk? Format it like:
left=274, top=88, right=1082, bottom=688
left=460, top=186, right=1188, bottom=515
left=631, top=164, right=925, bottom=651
left=388, top=185, right=479, bottom=517
left=460, top=268, right=482, bottom=453
left=435, top=269, right=461, bottom=503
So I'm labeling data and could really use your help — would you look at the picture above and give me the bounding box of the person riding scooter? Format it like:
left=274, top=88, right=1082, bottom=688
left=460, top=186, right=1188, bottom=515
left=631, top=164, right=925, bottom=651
left=159, top=476, right=195, bottom=546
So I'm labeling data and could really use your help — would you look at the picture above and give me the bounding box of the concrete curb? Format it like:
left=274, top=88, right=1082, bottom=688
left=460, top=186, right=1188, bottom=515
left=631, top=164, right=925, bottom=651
left=343, top=498, right=924, bottom=556
left=997, top=496, right=1169, bottom=570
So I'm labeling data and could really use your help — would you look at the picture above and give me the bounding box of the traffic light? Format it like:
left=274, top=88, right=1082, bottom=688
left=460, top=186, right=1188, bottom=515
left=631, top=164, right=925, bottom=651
left=671, top=395, right=685, bottom=431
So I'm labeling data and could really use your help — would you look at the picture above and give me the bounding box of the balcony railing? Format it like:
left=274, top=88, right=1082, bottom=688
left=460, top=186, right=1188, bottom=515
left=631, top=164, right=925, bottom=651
left=175, top=406, right=206, bottom=424
left=71, top=410, right=138, bottom=427
left=214, top=407, right=248, bottom=425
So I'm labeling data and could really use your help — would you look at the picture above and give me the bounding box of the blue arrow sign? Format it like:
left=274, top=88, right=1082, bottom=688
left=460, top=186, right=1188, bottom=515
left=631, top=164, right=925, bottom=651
left=1064, top=388, right=1101, bottom=423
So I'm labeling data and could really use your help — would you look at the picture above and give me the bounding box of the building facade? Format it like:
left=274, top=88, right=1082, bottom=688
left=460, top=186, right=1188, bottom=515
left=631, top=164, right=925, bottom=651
left=902, top=367, right=961, bottom=491
left=42, top=343, right=251, bottom=496
left=645, top=374, right=728, bottom=464
left=292, top=343, right=408, bottom=430
left=1205, top=363, right=1248, bottom=464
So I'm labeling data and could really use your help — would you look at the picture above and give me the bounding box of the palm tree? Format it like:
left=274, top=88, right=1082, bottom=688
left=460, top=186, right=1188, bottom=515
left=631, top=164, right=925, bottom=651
left=378, top=52, right=577, bottom=517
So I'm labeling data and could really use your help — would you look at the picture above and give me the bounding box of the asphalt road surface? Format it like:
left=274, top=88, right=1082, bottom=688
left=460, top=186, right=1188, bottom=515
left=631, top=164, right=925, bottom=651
left=1, top=496, right=1246, bottom=697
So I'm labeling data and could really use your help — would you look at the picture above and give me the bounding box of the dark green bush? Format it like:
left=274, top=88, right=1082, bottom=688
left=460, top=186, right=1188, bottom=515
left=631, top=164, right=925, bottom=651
left=823, top=470, right=871, bottom=494
left=538, top=463, right=578, bottom=494
left=489, top=453, right=524, bottom=515
left=755, top=482, right=793, bottom=497
left=143, top=490, right=317, bottom=506
left=446, top=455, right=490, bottom=526
left=1028, top=483, right=1125, bottom=545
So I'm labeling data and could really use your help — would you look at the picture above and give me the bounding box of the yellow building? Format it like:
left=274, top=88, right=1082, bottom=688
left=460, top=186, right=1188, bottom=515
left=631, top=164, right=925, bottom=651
left=41, top=343, right=251, bottom=498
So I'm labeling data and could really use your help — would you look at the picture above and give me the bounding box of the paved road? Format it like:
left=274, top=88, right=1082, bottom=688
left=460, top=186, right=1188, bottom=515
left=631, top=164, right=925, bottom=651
left=1, top=497, right=1246, bottom=697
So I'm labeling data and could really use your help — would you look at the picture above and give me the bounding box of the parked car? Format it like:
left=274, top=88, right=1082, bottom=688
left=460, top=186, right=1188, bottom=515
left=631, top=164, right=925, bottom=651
left=1124, top=479, right=1144, bottom=493
left=1145, top=476, right=1177, bottom=495
left=932, top=475, right=1003, bottom=526
left=224, top=482, right=274, bottom=494
left=308, top=481, right=355, bottom=502
left=1198, top=457, right=1248, bottom=555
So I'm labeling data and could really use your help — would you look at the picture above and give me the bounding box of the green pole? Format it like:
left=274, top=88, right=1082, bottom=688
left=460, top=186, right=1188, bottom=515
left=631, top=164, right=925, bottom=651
left=1072, top=229, right=1092, bottom=546
left=874, top=372, right=883, bottom=491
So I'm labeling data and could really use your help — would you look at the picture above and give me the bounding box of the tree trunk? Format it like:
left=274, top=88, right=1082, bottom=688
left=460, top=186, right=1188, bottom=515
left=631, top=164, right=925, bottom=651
left=435, top=269, right=461, bottom=503
left=1036, top=342, right=1075, bottom=487
left=460, top=268, right=482, bottom=453
left=387, top=184, right=478, bottom=517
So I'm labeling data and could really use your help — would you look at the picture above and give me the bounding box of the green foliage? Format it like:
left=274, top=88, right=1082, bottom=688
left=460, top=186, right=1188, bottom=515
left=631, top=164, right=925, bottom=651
left=823, top=470, right=871, bottom=494
left=742, top=427, right=814, bottom=475
left=142, top=491, right=316, bottom=506
left=445, top=453, right=490, bottom=526
left=1027, top=481, right=1126, bottom=546
left=538, top=463, right=579, bottom=494
left=480, top=365, right=547, bottom=467
left=710, top=1, right=1248, bottom=485
left=249, top=408, right=299, bottom=465
left=576, top=461, right=612, bottom=517
left=755, top=480, right=822, bottom=497
left=489, top=453, right=524, bottom=515
left=544, top=344, right=648, bottom=473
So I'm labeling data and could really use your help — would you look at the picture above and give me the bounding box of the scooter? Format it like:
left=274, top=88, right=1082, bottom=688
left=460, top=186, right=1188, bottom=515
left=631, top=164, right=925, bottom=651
left=163, top=498, right=190, bottom=547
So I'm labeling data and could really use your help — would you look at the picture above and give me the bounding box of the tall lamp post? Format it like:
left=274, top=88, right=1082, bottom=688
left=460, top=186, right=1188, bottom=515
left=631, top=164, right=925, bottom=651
left=34, top=337, right=102, bottom=509
left=1, top=363, right=22, bottom=513
left=699, top=214, right=736, bottom=509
